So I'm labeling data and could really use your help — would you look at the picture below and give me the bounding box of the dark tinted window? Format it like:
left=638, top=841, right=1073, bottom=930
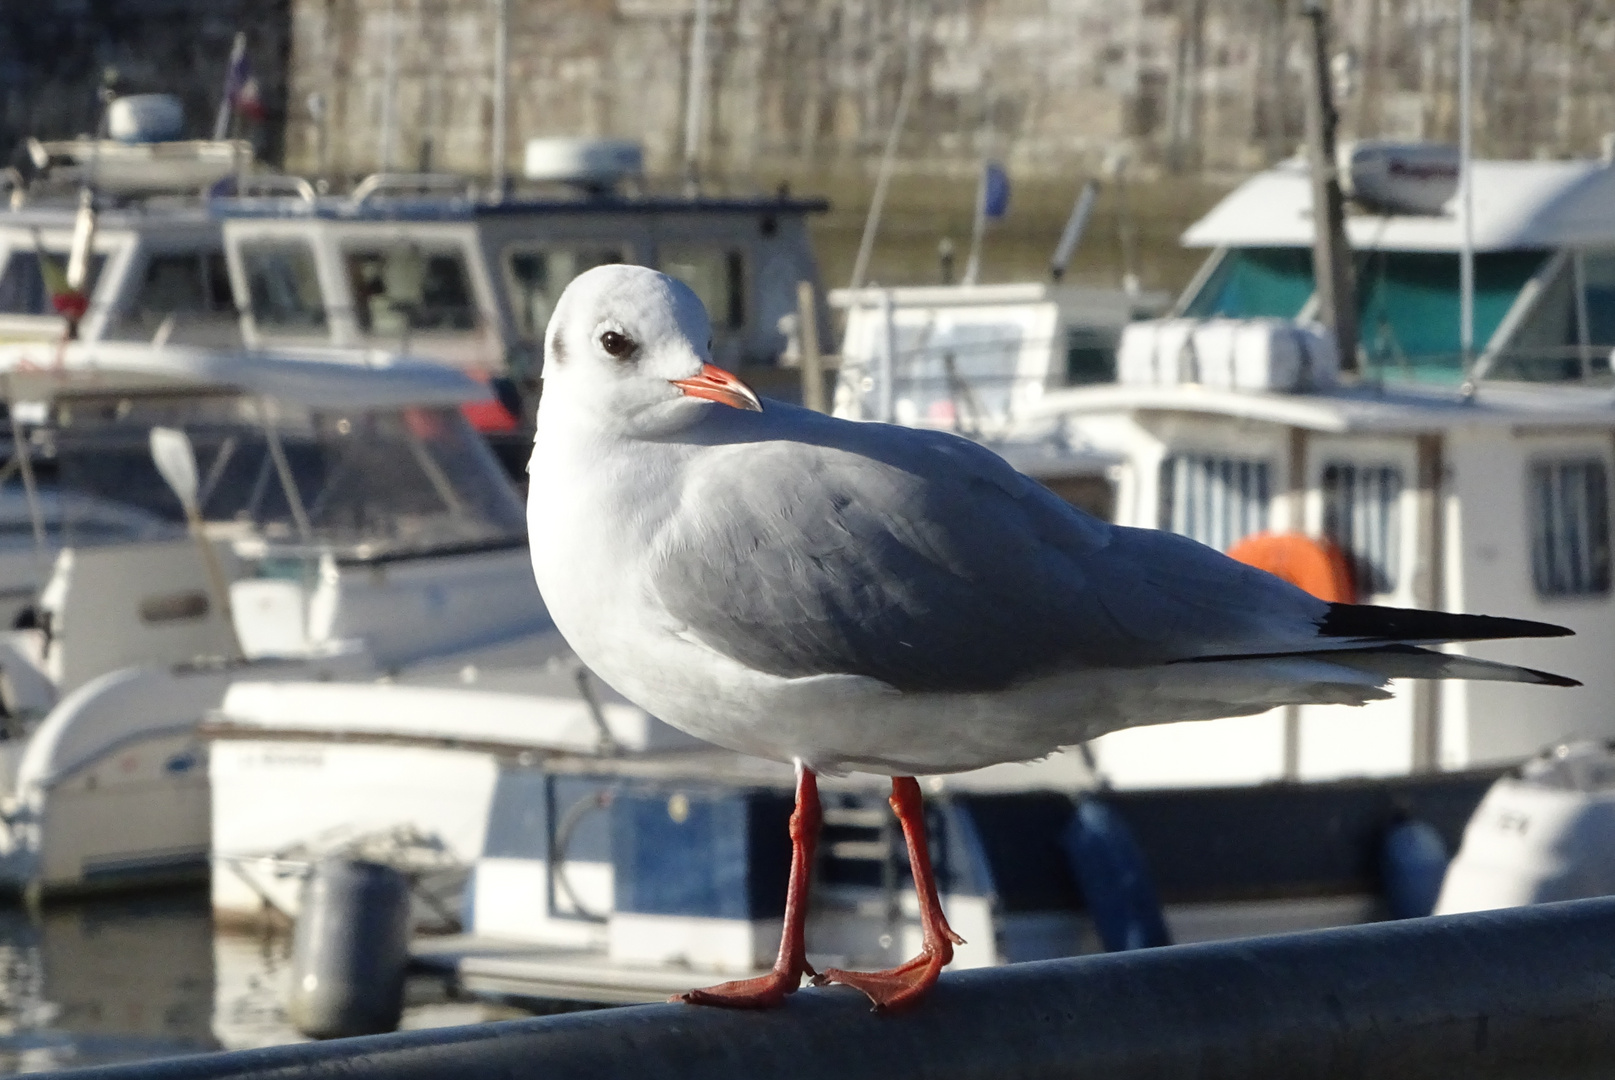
left=1530, top=459, right=1612, bottom=598
left=661, top=247, right=744, bottom=330
left=242, top=241, right=327, bottom=333
left=109, top=251, right=238, bottom=342
left=345, top=247, right=477, bottom=335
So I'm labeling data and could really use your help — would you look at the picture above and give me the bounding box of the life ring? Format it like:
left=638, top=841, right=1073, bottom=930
left=1226, top=531, right=1356, bottom=603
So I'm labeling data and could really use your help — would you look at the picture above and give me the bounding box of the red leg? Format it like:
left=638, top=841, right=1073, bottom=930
left=817, top=777, right=965, bottom=1011
left=674, top=763, right=821, bottom=1009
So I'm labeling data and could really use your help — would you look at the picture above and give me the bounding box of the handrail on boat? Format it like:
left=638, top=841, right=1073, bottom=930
left=233, top=174, right=318, bottom=204
left=48, top=895, right=1615, bottom=1079
left=350, top=173, right=477, bottom=207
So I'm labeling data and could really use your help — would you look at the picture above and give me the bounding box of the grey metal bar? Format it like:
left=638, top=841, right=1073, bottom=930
left=49, top=897, right=1615, bottom=1080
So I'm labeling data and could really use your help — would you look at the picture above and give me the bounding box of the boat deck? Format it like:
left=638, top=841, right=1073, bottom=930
left=412, top=935, right=733, bottom=1005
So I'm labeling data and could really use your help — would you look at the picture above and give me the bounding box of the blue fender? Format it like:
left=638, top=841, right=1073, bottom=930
left=1381, top=817, right=1449, bottom=919
left=1062, top=798, right=1172, bottom=951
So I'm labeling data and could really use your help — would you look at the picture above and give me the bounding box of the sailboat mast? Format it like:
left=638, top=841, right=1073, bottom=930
left=1459, top=0, right=1476, bottom=380
left=1300, top=1, right=1358, bottom=373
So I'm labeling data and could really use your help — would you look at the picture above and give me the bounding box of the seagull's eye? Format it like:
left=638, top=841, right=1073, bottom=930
left=599, top=330, right=635, bottom=359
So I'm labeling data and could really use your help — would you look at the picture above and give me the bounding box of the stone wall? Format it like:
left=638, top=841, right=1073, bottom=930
left=7, top=2, right=1615, bottom=188
left=280, top=0, right=1615, bottom=185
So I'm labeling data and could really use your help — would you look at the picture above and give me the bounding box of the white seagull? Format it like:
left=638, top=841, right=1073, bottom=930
left=527, top=264, right=1575, bottom=1011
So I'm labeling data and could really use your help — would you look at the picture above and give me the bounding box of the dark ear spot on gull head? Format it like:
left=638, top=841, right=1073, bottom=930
left=547, top=332, right=566, bottom=366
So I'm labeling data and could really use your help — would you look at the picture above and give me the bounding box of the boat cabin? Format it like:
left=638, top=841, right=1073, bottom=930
left=217, top=184, right=828, bottom=394
left=0, top=205, right=239, bottom=351
left=1179, top=146, right=1615, bottom=385
left=3, top=131, right=830, bottom=415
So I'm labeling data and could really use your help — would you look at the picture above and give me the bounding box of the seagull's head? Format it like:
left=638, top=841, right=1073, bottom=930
left=540, top=264, right=761, bottom=436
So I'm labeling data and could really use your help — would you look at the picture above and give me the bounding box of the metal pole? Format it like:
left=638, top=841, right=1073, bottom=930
left=681, top=0, right=709, bottom=194
left=492, top=0, right=509, bottom=197
left=1299, top=1, right=1358, bottom=373
left=55, top=897, right=1615, bottom=1080
left=6, top=382, right=48, bottom=584
left=213, top=32, right=247, bottom=142
left=849, top=27, right=921, bottom=292
left=1458, top=0, right=1476, bottom=382
left=879, top=289, right=897, bottom=423
left=961, top=162, right=989, bottom=286
left=379, top=0, right=399, bottom=172
left=796, top=281, right=825, bottom=413
left=1049, top=179, right=1099, bottom=282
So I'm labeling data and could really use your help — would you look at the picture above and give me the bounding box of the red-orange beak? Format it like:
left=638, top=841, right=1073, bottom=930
left=670, top=364, right=763, bottom=412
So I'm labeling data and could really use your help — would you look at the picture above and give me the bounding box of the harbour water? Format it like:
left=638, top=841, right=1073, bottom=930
left=0, top=890, right=528, bottom=1075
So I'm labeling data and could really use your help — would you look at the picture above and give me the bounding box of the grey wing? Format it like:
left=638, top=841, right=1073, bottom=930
left=650, top=420, right=1333, bottom=693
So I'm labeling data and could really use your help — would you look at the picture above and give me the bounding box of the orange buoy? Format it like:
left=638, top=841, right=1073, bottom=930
left=1226, top=532, right=1356, bottom=604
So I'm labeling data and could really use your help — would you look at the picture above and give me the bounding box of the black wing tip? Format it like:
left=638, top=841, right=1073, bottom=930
left=1529, top=668, right=1584, bottom=688
left=1320, top=603, right=1573, bottom=643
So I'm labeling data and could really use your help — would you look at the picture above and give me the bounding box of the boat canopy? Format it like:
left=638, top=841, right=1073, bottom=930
left=1184, top=157, right=1615, bottom=252
left=0, top=343, right=492, bottom=410
left=1177, top=156, right=1615, bottom=385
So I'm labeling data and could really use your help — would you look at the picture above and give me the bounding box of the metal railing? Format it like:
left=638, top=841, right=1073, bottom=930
left=48, top=895, right=1615, bottom=1079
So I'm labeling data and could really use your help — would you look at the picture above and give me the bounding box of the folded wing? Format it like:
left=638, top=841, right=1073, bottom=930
left=650, top=409, right=1571, bottom=693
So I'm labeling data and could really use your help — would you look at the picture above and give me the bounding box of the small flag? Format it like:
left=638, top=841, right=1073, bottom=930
left=983, top=162, right=1011, bottom=220
left=234, top=75, right=266, bottom=122
left=213, top=32, right=264, bottom=138
left=33, top=246, right=88, bottom=329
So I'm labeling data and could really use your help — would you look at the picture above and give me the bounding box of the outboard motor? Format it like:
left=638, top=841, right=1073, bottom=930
left=1435, top=741, right=1615, bottom=915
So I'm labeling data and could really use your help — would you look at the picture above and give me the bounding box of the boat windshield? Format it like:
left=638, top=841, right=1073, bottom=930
left=1182, top=246, right=1549, bottom=383
left=27, top=391, right=526, bottom=558
left=1182, top=247, right=1316, bottom=320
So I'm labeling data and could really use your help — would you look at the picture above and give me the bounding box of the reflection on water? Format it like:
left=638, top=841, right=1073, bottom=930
left=0, top=889, right=522, bottom=1074
left=0, top=891, right=216, bottom=1073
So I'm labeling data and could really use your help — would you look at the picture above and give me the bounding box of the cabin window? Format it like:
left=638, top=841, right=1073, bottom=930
left=1491, top=251, right=1615, bottom=381
left=661, top=247, right=744, bottom=331
left=343, top=246, right=478, bottom=336
left=241, top=241, right=327, bottom=334
left=1583, top=253, right=1615, bottom=345
left=505, top=247, right=624, bottom=339
left=1181, top=247, right=1315, bottom=320
left=1065, top=326, right=1118, bottom=385
left=109, top=251, right=238, bottom=343
left=1321, top=463, right=1403, bottom=596
left=893, top=320, right=1025, bottom=428
left=1356, top=250, right=1546, bottom=382
left=1158, top=453, right=1270, bottom=551
left=1529, top=459, right=1612, bottom=598
left=0, top=251, right=106, bottom=316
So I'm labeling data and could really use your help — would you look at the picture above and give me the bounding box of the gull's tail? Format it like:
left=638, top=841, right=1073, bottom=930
left=1179, top=603, right=1580, bottom=687
left=1310, top=603, right=1578, bottom=688
left=1313, top=643, right=1580, bottom=688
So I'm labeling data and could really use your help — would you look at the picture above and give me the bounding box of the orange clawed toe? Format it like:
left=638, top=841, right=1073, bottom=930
left=676, top=771, right=961, bottom=1013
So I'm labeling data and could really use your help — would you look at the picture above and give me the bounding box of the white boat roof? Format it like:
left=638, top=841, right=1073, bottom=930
left=830, top=282, right=1140, bottom=310
left=0, top=205, right=220, bottom=232
left=1184, top=157, right=1615, bottom=252
left=0, top=342, right=492, bottom=409
left=1028, top=381, right=1615, bottom=435
left=214, top=678, right=649, bottom=756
